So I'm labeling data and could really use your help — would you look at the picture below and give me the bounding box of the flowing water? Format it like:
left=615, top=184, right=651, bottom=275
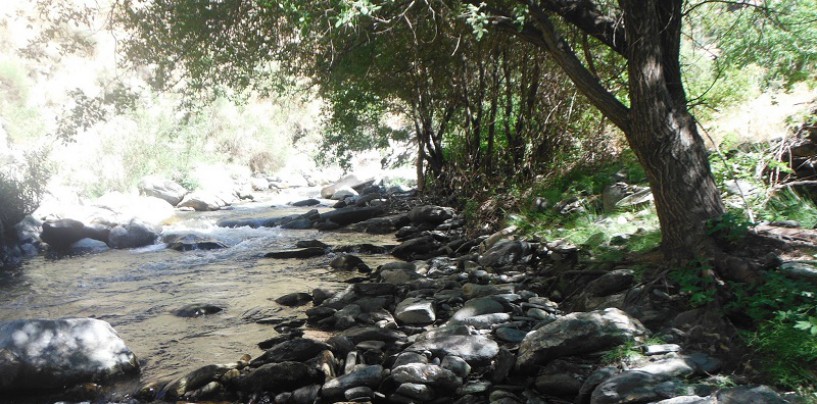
left=0, top=191, right=396, bottom=396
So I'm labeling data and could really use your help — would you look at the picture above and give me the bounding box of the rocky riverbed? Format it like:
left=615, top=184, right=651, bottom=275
left=0, top=176, right=803, bottom=403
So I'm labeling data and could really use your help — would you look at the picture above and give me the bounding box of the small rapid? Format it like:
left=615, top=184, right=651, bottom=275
left=0, top=193, right=396, bottom=388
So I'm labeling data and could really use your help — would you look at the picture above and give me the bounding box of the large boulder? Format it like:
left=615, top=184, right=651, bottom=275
left=320, top=174, right=375, bottom=199
left=138, top=176, right=188, bottom=206
left=108, top=219, right=159, bottom=249
left=177, top=191, right=230, bottom=211
left=516, top=308, right=648, bottom=370
left=40, top=219, right=110, bottom=251
left=0, top=318, right=139, bottom=392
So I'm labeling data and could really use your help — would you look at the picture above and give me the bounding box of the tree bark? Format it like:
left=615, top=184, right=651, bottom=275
left=489, top=0, right=733, bottom=262
left=620, top=0, right=724, bottom=259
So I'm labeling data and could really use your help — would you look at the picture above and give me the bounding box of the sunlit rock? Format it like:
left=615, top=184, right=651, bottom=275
left=0, top=318, right=139, bottom=392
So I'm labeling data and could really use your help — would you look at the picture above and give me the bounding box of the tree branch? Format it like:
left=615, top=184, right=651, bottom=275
left=535, top=0, right=628, bottom=57
left=489, top=9, right=631, bottom=134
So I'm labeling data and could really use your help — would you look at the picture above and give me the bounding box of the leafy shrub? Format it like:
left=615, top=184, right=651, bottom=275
left=0, top=147, right=50, bottom=267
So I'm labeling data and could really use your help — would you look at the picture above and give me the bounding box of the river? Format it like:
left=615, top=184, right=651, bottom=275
left=0, top=190, right=396, bottom=397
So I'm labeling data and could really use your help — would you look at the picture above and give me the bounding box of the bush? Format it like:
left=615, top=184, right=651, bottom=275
left=0, top=147, right=50, bottom=268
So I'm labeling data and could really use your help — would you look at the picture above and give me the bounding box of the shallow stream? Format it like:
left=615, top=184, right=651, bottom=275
left=0, top=191, right=396, bottom=395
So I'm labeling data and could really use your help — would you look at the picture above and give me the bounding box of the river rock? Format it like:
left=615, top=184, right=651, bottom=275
left=160, top=363, right=238, bottom=399
left=478, top=240, right=531, bottom=268
left=395, top=298, right=436, bottom=325
left=275, top=292, right=313, bottom=307
left=40, top=218, right=109, bottom=251
left=290, top=198, right=321, bottom=207
left=250, top=338, right=332, bottom=366
left=450, top=297, right=506, bottom=322
left=239, top=361, right=316, bottom=393
left=589, top=355, right=721, bottom=404
left=396, top=382, right=435, bottom=401
left=320, top=364, right=383, bottom=399
left=407, top=334, right=499, bottom=366
left=715, top=385, right=787, bottom=403
left=391, top=363, right=462, bottom=389
left=408, top=205, right=455, bottom=225
left=318, top=206, right=385, bottom=227
left=138, top=176, right=188, bottom=206
left=441, top=355, right=471, bottom=379
left=391, top=235, right=441, bottom=260
left=779, top=261, right=817, bottom=283
left=265, top=247, right=326, bottom=259
left=173, top=303, right=223, bottom=317
left=164, top=234, right=228, bottom=251
left=320, top=174, right=374, bottom=199
left=339, top=326, right=407, bottom=344
left=108, top=219, right=159, bottom=249
left=516, top=308, right=648, bottom=371
left=330, top=254, right=370, bottom=272
left=69, top=238, right=110, bottom=254
left=177, top=191, right=229, bottom=211
left=331, top=186, right=358, bottom=200
left=0, top=318, right=139, bottom=392
left=347, top=213, right=411, bottom=234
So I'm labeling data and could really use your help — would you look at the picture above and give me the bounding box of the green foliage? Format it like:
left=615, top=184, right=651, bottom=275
left=706, top=211, right=752, bottom=244
left=0, top=58, right=47, bottom=144
left=669, top=261, right=717, bottom=307
left=0, top=148, right=51, bottom=237
left=601, top=340, right=642, bottom=364
left=745, top=318, right=817, bottom=390
left=708, top=0, right=817, bottom=87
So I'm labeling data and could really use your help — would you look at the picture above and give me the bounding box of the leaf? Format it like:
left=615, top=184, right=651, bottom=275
left=794, top=321, right=811, bottom=330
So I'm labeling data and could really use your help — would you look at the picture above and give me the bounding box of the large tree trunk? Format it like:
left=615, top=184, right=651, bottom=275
left=621, top=0, right=724, bottom=259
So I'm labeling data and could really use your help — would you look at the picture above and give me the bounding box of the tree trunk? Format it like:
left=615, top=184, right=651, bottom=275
left=620, top=0, right=724, bottom=259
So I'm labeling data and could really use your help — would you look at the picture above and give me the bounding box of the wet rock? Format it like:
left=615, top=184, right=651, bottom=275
left=318, top=206, right=385, bottom=227
left=407, top=334, right=499, bottom=366
left=69, top=238, right=110, bottom=254
left=517, top=308, right=648, bottom=370
left=0, top=318, right=139, bottom=392
left=346, top=214, right=411, bottom=234
left=138, top=176, right=188, bottom=206
left=586, top=269, right=635, bottom=296
left=40, top=219, right=109, bottom=251
left=274, top=292, right=313, bottom=307
left=330, top=254, right=371, bottom=272
left=280, top=209, right=321, bottom=229
left=408, top=205, right=455, bottom=225
left=296, top=240, right=330, bottom=249
left=250, top=338, right=332, bottom=366
left=160, top=363, right=238, bottom=399
left=108, top=219, right=159, bottom=249
left=395, top=298, right=436, bottom=325
left=457, top=313, right=512, bottom=329
left=535, top=372, right=583, bottom=397
left=239, top=361, right=316, bottom=393
left=174, top=303, right=223, bottom=317
left=256, top=331, right=304, bottom=350
left=265, top=247, right=326, bottom=259
left=396, top=382, right=435, bottom=401
left=290, top=198, right=321, bottom=207
left=478, top=240, right=531, bottom=268
left=320, top=364, right=383, bottom=399
left=391, top=363, right=462, bottom=389
left=335, top=243, right=390, bottom=254
left=391, top=236, right=442, bottom=260
left=653, top=396, right=715, bottom=404
left=164, top=234, right=228, bottom=251
left=379, top=262, right=420, bottom=284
